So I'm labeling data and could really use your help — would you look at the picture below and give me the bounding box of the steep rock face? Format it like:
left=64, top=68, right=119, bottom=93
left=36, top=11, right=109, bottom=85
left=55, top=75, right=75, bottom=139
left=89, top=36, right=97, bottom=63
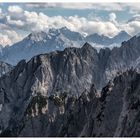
left=101, top=35, right=140, bottom=85
left=0, top=82, right=98, bottom=137
left=85, top=70, right=140, bottom=137
left=18, top=85, right=98, bottom=137
left=0, top=43, right=101, bottom=135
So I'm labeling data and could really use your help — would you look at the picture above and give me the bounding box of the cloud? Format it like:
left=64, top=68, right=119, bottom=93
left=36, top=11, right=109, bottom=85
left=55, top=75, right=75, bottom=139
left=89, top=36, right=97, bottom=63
left=0, top=23, right=24, bottom=46
left=6, top=15, right=24, bottom=27
left=8, top=5, right=23, bottom=13
left=0, top=34, right=12, bottom=46
left=25, top=3, right=124, bottom=11
left=21, top=11, right=119, bottom=37
left=109, top=12, right=118, bottom=26
left=25, top=3, right=140, bottom=14
left=109, top=13, right=116, bottom=22
left=0, top=9, right=120, bottom=46
left=0, top=30, right=23, bottom=46
left=87, top=12, right=101, bottom=21
left=122, top=21, right=140, bottom=35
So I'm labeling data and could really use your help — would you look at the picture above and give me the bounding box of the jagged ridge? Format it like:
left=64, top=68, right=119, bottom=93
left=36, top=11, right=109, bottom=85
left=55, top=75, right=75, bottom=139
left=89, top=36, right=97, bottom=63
left=0, top=34, right=140, bottom=136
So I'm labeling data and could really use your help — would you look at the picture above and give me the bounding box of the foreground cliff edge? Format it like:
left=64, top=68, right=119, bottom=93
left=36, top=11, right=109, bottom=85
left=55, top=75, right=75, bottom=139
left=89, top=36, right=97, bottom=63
left=0, top=35, right=140, bottom=136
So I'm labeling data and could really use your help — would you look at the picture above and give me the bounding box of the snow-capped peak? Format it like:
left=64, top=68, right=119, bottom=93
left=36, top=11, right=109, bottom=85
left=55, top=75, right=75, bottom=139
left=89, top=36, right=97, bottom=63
left=27, top=31, right=47, bottom=42
left=0, top=27, right=133, bottom=65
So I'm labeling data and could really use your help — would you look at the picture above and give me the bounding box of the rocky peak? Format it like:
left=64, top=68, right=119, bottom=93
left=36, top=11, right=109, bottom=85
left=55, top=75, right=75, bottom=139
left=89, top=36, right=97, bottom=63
left=81, top=42, right=97, bottom=53
left=27, top=31, right=47, bottom=42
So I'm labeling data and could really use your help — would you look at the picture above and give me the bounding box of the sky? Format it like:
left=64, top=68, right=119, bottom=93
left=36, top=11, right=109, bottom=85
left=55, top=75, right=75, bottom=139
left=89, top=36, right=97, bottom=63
left=0, top=3, right=140, bottom=46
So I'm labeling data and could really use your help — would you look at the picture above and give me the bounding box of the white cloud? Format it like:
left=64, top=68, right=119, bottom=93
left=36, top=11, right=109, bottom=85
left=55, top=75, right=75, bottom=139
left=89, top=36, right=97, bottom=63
left=123, top=21, right=140, bottom=35
left=118, top=14, right=140, bottom=35
left=22, top=11, right=119, bottom=37
left=109, top=13, right=116, bottom=22
left=0, top=34, right=12, bottom=46
left=88, top=12, right=101, bottom=21
left=6, top=16, right=24, bottom=27
left=0, top=9, right=121, bottom=46
left=8, top=5, right=23, bottom=13
left=5, top=30, right=22, bottom=42
left=0, top=24, right=24, bottom=46
left=91, top=3, right=124, bottom=11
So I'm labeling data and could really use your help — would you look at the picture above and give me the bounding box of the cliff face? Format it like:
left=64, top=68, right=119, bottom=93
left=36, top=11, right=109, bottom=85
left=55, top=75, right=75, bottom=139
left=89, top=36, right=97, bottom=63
left=99, top=36, right=140, bottom=87
left=87, top=70, right=140, bottom=137
left=0, top=43, right=100, bottom=136
left=18, top=84, right=98, bottom=137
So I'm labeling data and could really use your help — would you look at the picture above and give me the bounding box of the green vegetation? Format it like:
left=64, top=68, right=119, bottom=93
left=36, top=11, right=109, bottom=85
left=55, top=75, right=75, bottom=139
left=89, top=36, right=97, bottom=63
left=26, top=92, right=47, bottom=116
left=49, top=91, right=68, bottom=106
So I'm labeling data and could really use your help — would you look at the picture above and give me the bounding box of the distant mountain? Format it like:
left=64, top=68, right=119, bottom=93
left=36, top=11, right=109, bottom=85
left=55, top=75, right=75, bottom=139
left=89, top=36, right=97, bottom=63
left=86, top=30, right=131, bottom=46
left=0, top=27, right=85, bottom=65
left=0, top=27, right=131, bottom=65
left=112, top=31, right=131, bottom=43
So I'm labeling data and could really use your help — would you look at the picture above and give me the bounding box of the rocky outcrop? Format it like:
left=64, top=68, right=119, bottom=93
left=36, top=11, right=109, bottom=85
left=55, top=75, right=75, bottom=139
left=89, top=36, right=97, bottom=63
left=84, top=69, right=140, bottom=137
left=0, top=83, right=98, bottom=137
left=0, top=61, right=13, bottom=77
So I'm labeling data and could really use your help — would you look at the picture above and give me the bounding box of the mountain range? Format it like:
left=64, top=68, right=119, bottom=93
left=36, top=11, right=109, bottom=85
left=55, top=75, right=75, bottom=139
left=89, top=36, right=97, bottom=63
left=0, top=27, right=131, bottom=65
left=0, top=32, right=140, bottom=136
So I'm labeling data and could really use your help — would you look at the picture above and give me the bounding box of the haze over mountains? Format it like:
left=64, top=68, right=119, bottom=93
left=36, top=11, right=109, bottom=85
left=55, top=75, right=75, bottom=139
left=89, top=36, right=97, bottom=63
left=0, top=27, right=131, bottom=65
